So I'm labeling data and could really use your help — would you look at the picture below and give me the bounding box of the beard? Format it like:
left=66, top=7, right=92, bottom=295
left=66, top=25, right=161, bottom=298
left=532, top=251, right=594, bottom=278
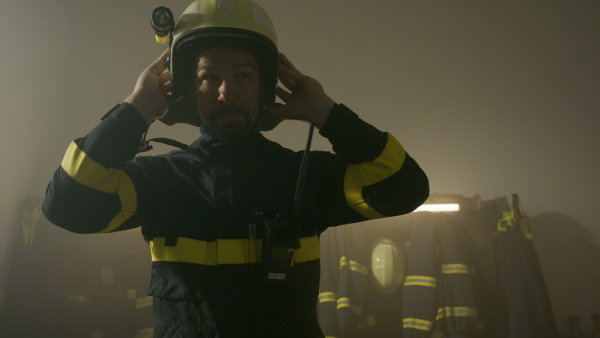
left=205, top=104, right=257, bottom=142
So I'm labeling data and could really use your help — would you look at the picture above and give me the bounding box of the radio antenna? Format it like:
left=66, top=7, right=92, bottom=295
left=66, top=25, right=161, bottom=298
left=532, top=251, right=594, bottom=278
left=291, top=123, right=314, bottom=223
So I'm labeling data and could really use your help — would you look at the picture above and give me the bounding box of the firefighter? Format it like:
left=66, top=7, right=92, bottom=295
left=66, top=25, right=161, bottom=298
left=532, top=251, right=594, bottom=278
left=43, top=0, right=429, bottom=336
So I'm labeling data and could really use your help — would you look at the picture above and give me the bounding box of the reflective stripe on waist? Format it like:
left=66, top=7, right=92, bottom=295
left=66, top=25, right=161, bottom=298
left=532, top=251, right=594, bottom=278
left=150, top=236, right=320, bottom=265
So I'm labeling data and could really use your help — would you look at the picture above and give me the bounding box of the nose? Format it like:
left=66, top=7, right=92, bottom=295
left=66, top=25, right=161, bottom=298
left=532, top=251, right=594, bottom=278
left=218, top=80, right=237, bottom=103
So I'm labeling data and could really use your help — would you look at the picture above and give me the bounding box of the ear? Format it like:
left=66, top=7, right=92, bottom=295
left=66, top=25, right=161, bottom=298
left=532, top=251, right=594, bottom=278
left=186, top=86, right=196, bottom=102
left=186, top=68, right=199, bottom=102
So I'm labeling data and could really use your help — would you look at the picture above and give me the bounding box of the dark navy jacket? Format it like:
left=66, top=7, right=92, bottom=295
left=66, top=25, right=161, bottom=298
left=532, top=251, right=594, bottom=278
left=43, top=102, right=429, bottom=337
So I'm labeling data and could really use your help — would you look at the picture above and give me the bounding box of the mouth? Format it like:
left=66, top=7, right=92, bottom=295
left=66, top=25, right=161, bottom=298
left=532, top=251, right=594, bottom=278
left=213, top=110, right=245, bottom=123
left=209, top=105, right=251, bottom=131
left=212, top=105, right=246, bottom=119
left=213, top=113, right=245, bottom=125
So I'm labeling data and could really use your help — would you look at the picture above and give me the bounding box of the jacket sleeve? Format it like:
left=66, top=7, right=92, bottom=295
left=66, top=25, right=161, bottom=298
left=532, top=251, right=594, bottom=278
left=42, top=103, right=148, bottom=234
left=318, top=103, right=429, bottom=220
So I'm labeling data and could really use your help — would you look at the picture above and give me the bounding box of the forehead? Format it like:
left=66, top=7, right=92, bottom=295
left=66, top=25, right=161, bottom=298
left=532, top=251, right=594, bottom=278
left=195, top=47, right=258, bottom=70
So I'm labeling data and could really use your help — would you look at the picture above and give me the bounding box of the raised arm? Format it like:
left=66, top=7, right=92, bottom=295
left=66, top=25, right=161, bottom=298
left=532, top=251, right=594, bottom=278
left=43, top=50, right=173, bottom=233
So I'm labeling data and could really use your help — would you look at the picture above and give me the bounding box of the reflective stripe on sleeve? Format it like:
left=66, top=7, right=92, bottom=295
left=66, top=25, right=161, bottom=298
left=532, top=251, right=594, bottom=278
left=344, top=134, right=406, bottom=219
left=442, top=264, right=470, bottom=274
left=318, top=292, right=338, bottom=303
left=336, top=297, right=363, bottom=316
left=150, top=236, right=320, bottom=265
left=436, top=306, right=478, bottom=320
left=339, top=256, right=369, bottom=275
left=403, top=318, right=434, bottom=331
left=61, top=141, right=137, bottom=233
left=336, top=297, right=351, bottom=310
left=403, top=275, right=437, bottom=288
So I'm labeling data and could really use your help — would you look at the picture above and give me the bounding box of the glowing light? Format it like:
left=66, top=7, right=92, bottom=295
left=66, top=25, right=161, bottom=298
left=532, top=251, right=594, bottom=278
left=413, top=203, right=460, bottom=212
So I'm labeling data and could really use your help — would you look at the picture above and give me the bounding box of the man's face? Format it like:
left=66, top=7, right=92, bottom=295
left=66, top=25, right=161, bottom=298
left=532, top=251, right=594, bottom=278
left=190, top=48, right=261, bottom=142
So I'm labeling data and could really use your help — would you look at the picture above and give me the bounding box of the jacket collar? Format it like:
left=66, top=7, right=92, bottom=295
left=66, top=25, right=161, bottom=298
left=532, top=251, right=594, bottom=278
left=192, top=123, right=263, bottom=149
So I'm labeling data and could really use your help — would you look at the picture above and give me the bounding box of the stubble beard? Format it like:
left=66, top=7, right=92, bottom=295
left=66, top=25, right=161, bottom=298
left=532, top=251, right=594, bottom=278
left=208, top=104, right=256, bottom=142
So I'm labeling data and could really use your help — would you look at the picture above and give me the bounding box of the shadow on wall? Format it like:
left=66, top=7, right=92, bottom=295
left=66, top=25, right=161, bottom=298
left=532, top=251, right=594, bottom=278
left=530, top=213, right=600, bottom=335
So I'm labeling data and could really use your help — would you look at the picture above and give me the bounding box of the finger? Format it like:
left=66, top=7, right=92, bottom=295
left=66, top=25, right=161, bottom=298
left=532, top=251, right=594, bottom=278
left=148, top=49, right=171, bottom=76
left=279, top=52, right=299, bottom=73
left=159, top=81, right=173, bottom=95
left=278, top=66, right=297, bottom=91
left=276, top=86, right=292, bottom=103
left=158, top=69, right=172, bottom=86
left=279, top=63, right=305, bottom=84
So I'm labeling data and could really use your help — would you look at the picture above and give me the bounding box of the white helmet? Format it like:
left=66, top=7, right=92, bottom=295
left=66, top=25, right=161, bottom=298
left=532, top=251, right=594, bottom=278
left=154, top=0, right=281, bottom=130
left=370, top=239, right=406, bottom=294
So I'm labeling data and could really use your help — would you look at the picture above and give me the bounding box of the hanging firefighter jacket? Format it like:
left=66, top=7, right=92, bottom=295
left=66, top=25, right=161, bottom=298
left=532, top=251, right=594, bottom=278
left=491, top=195, right=559, bottom=337
left=318, top=223, right=377, bottom=338
left=402, top=212, right=480, bottom=338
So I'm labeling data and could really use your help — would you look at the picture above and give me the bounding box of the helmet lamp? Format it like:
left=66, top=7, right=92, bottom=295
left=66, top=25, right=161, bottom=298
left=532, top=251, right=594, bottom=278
left=151, top=6, right=175, bottom=43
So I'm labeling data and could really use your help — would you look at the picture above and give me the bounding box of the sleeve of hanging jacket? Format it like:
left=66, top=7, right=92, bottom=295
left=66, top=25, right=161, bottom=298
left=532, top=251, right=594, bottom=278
left=42, top=103, right=148, bottom=234
left=318, top=103, right=429, bottom=219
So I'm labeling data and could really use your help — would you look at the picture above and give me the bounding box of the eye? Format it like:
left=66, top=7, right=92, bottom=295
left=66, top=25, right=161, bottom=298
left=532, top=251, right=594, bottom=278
left=202, top=74, right=219, bottom=82
left=237, top=72, right=254, bottom=80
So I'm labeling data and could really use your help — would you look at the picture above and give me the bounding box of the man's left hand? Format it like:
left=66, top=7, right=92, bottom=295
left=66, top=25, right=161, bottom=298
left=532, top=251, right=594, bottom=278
left=265, top=53, right=335, bottom=129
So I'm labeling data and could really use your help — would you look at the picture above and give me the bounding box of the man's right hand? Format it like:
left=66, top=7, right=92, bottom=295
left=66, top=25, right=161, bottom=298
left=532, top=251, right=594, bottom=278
left=124, top=49, right=172, bottom=123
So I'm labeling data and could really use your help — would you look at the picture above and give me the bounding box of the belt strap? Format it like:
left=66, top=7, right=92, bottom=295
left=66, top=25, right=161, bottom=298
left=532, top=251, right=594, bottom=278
left=150, top=236, right=320, bottom=265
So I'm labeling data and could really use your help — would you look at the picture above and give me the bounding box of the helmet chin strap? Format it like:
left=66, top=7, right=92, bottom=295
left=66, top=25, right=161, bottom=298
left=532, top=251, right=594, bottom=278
left=138, top=122, right=190, bottom=153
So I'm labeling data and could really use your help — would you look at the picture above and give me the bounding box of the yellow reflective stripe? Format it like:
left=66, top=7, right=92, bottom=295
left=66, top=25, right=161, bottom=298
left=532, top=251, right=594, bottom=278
left=344, top=134, right=406, bottom=219
left=61, top=141, right=137, bottom=233
left=339, top=256, right=368, bottom=275
left=336, top=297, right=363, bottom=316
left=334, top=300, right=362, bottom=315
left=442, top=264, right=470, bottom=274
left=127, top=288, right=137, bottom=299
left=403, top=318, right=433, bottom=331
left=329, top=295, right=364, bottom=315
left=336, top=297, right=351, bottom=309
left=294, top=236, right=320, bottom=263
left=404, top=275, right=437, bottom=287
left=319, top=292, right=338, bottom=303
left=135, top=296, right=153, bottom=309
left=350, top=262, right=368, bottom=275
left=436, top=306, right=478, bottom=320
left=150, top=236, right=320, bottom=265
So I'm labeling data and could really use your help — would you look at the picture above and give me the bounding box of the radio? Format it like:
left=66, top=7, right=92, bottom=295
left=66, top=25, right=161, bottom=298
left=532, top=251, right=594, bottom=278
left=262, top=217, right=301, bottom=283
left=261, top=124, right=315, bottom=283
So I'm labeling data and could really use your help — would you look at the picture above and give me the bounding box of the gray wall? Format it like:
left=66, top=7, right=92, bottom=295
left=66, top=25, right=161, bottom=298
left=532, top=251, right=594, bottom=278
left=1, top=0, right=598, bottom=334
